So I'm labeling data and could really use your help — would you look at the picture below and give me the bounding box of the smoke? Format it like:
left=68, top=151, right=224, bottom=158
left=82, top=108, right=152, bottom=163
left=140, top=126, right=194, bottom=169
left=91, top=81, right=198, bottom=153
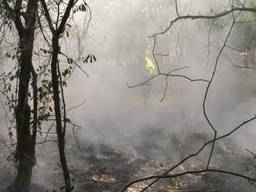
left=63, top=0, right=256, bottom=174
left=1, top=0, right=256, bottom=191
left=62, top=0, right=256, bottom=147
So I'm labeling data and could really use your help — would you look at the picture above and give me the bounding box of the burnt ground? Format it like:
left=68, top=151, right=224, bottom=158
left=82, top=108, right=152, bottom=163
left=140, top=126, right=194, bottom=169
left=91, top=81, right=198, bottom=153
left=1, top=131, right=256, bottom=192
left=66, top=131, right=256, bottom=192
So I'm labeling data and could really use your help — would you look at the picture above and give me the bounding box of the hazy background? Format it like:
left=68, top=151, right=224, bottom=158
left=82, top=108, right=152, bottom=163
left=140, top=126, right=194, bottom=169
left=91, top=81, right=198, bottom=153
left=61, top=0, right=256, bottom=149
left=1, top=0, right=256, bottom=191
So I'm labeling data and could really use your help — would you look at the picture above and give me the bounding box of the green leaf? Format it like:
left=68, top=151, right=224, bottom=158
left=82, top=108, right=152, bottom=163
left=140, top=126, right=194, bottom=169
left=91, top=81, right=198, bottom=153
left=80, top=4, right=86, bottom=12
left=67, top=57, right=73, bottom=64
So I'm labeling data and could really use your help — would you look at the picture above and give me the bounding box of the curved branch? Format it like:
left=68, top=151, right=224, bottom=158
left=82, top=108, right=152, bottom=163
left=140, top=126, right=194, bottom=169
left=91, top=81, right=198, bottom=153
left=120, top=168, right=256, bottom=191
left=204, top=11, right=239, bottom=168
left=151, top=7, right=256, bottom=38
left=119, top=115, right=256, bottom=192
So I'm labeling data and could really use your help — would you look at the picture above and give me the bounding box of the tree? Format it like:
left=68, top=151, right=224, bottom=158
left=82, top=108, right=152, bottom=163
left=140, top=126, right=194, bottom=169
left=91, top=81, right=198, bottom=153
left=39, top=0, right=80, bottom=191
left=0, top=0, right=90, bottom=191
left=1, top=0, right=39, bottom=191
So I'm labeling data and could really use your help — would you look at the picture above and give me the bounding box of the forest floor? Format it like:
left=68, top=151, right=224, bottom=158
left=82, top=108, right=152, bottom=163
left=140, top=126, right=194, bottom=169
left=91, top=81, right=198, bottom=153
left=0, top=131, right=256, bottom=192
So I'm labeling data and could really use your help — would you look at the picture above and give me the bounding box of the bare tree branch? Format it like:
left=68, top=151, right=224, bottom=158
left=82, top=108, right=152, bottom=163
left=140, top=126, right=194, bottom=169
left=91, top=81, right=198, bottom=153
left=119, top=114, right=256, bottom=192
left=121, top=1, right=256, bottom=191
left=120, top=168, right=256, bottom=191
left=204, top=12, right=239, bottom=168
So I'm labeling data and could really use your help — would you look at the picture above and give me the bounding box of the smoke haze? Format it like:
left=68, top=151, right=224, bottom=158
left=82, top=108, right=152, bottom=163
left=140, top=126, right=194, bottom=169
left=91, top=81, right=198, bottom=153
left=1, top=0, right=256, bottom=191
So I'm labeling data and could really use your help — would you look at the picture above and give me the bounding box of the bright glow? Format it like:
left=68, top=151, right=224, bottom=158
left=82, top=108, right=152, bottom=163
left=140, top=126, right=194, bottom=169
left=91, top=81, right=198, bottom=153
left=144, top=57, right=156, bottom=75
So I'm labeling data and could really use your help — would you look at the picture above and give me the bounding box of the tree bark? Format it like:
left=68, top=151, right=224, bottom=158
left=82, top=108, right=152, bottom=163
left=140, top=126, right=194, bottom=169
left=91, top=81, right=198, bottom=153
left=51, top=35, right=71, bottom=192
left=38, top=1, right=75, bottom=190
left=7, top=0, right=39, bottom=191
left=5, top=30, right=36, bottom=192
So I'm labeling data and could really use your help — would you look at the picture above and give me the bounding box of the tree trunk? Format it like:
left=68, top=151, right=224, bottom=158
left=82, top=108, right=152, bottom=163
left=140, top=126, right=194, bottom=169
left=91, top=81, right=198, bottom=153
left=12, top=162, right=33, bottom=192
left=51, top=36, right=72, bottom=192
left=9, top=0, right=39, bottom=188
left=9, top=31, right=36, bottom=192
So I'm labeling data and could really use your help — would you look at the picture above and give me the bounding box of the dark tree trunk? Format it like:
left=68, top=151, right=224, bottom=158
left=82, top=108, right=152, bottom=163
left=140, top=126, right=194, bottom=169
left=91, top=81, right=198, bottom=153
left=39, top=1, right=75, bottom=190
left=51, top=36, right=71, bottom=192
left=10, top=32, right=36, bottom=192
left=6, top=0, right=39, bottom=190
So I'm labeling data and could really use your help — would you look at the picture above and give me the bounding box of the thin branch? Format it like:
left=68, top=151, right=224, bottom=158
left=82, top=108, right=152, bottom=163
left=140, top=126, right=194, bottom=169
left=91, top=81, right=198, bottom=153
left=226, top=44, right=245, bottom=52
left=160, top=74, right=169, bottom=102
left=55, top=0, right=61, bottom=29
left=39, top=0, right=55, bottom=33
left=83, top=0, right=92, bottom=34
left=167, top=66, right=190, bottom=73
left=119, top=115, right=256, bottom=192
left=71, top=123, right=83, bottom=156
left=150, top=7, right=256, bottom=38
left=37, top=12, right=51, bottom=47
left=244, top=148, right=256, bottom=159
left=204, top=9, right=240, bottom=169
left=126, top=74, right=160, bottom=89
left=126, top=66, right=207, bottom=89
left=42, top=124, right=54, bottom=143
left=59, top=51, right=90, bottom=78
left=57, top=0, right=76, bottom=35
left=152, top=36, right=161, bottom=73
left=66, top=99, right=87, bottom=112
left=120, top=169, right=256, bottom=191
left=165, top=74, right=209, bottom=83
left=174, top=0, right=180, bottom=17
left=154, top=53, right=170, bottom=57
